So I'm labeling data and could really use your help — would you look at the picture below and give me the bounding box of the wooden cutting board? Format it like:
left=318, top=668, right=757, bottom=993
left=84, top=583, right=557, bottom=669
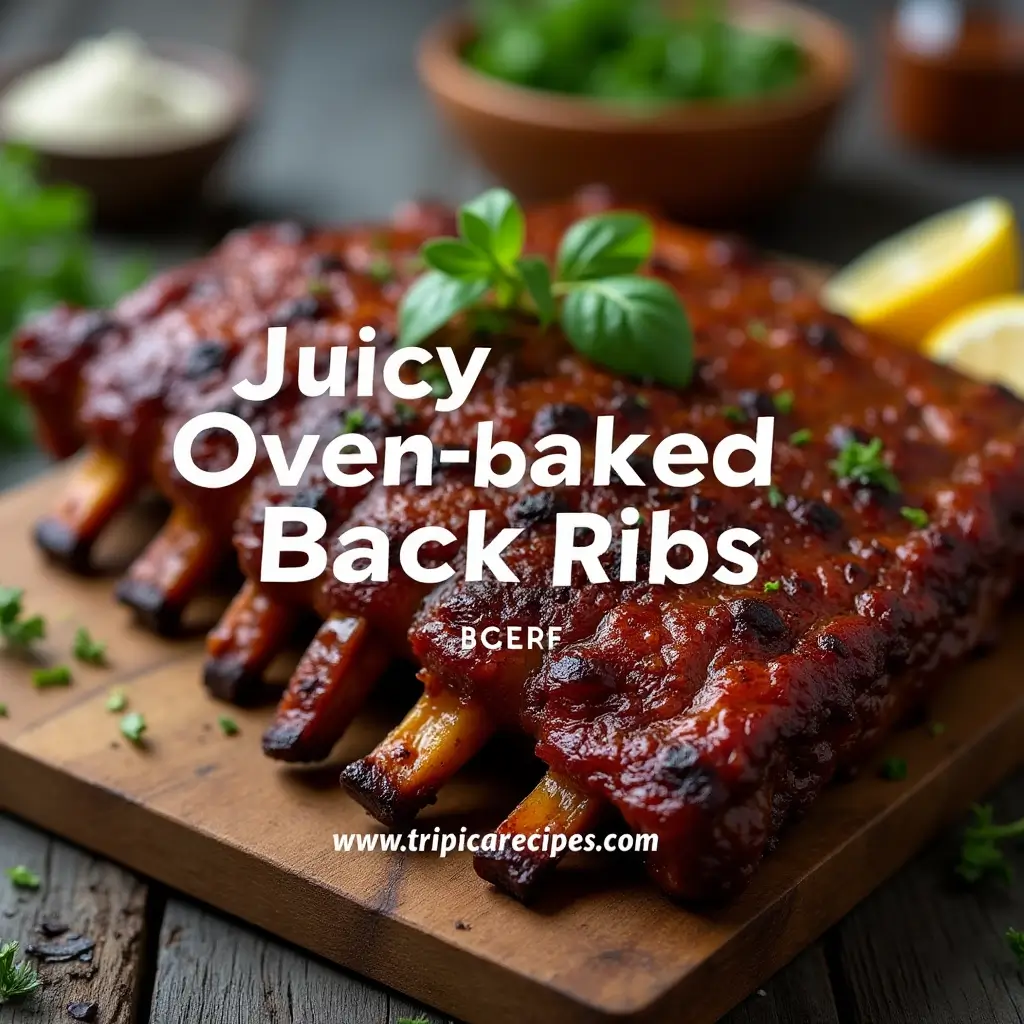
left=1, top=464, right=1023, bottom=1024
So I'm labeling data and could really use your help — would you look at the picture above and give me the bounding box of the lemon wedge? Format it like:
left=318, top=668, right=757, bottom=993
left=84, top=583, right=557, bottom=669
left=924, top=295, right=1024, bottom=397
left=822, top=197, right=1021, bottom=349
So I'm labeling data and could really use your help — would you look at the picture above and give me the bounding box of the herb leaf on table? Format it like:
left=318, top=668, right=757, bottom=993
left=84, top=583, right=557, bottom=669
left=0, top=940, right=40, bottom=1003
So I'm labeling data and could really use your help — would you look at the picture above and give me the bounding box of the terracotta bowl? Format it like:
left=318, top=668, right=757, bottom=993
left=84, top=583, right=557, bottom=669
left=0, top=42, right=255, bottom=225
left=418, top=0, right=856, bottom=222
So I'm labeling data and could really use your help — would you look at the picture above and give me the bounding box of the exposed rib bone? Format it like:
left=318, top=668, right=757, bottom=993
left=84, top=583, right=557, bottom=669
left=34, top=449, right=136, bottom=571
left=474, top=771, right=604, bottom=902
left=204, top=580, right=299, bottom=703
left=340, top=687, right=493, bottom=828
left=114, top=506, right=220, bottom=634
left=263, top=614, right=390, bottom=763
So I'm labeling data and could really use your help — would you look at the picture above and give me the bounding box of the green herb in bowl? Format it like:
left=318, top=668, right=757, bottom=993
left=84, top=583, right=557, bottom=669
left=464, top=0, right=806, bottom=107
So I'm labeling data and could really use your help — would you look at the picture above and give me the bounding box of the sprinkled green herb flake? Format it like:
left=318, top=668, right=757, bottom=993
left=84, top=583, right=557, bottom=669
left=773, top=390, right=795, bottom=414
left=723, top=405, right=746, bottom=424
left=420, top=364, right=450, bottom=399
left=31, top=665, right=70, bottom=689
left=767, top=485, right=785, bottom=509
left=763, top=580, right=781, bottom=593
left=830, top=437, right=901, bottom=494
left=120, top=712, right=147, bottom=746
left=880, top=756, right=908, bottom=781
left=73, top=626, right=106, bottom=666
left=341, top=408, right=366, bottom=433
left=928, top=721, right=946, bottom=738
left=308, top=278, right=331, bottom=297
left=956, top=804, right=1020, bottom=885
left=0, top=704, right=6, bottom=717
left=747, top=319, right=768, bottom=341
left=367, top=254, right=395, bottom=284
left=1007, top=928, right=1024, bottom=967
left=789, top=428, right=812, bottom=447
left=900, top=506, right=929, bottom=528
left=106, top=688, right=127, bottom=713
left=5, top=865, right=39, bottom=890
left=393, top=401, right=417, bottom=425
left=218, top=716, right=240, bottom=737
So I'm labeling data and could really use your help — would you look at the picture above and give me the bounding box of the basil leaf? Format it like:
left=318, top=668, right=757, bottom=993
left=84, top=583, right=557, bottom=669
left=458, top=188, right=525, bottom=267
left=398, top=271, right=489, bottom=348
left=560, top=276, right=692, bottom=388
left=556, top=212, right=654, bottom=282
left=421, top=238, right=492, bottom=280
left=516, top=256, right=555, bottom=327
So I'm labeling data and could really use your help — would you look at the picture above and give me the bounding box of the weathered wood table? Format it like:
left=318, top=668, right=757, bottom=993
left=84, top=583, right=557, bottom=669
left=2, top=0, right=1024, bottom=1020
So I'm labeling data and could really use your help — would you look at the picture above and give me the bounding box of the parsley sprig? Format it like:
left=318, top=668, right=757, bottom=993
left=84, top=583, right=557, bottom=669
left=956, top=805, right=1024, bottom=885
left=0, top=940, right=39, bottom=1004
left=830, top=437, right=900, bottom=494
left=5, top=865, right=39, bottom=890
left=0, top=145, right=149, bottom=445
left=73, top=626, right=106, bottom=665
left=1008, top=928, right=1024, bottom=967
left=0, top=587, right=44, bottom=649
left=398, top=189, right=693, bottom=388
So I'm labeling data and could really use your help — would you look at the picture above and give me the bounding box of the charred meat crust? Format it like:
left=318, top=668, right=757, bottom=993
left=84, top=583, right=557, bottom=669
left=11, top=198, right=1024, bottom=903
left=339, top=757, right=436, bottom=829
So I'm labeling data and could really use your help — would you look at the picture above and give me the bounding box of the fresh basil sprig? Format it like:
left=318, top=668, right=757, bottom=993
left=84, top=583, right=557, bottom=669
left=397, top=189, right=693, bottom=389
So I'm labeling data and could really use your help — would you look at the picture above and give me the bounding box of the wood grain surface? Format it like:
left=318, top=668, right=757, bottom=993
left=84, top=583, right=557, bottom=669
left=1, top=465, right=1023, bottom=1024
left=0, top=816, right=148, bottom=1024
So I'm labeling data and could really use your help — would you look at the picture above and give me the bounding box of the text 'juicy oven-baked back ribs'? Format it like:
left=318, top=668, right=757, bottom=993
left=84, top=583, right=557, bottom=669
left=10, top=195, right=1024, bottom=903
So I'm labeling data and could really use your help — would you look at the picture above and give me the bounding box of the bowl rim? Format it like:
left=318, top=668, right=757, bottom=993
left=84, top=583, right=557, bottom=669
left=418, top=0, right=857, bottom=134
left=0, top=38, right=258, bottom=159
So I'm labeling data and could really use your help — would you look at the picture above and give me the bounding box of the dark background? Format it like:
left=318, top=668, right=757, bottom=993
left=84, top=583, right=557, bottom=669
left=1, top=0, right=1021, bottom=263
left=2, top=1, right=1024, bottom=1022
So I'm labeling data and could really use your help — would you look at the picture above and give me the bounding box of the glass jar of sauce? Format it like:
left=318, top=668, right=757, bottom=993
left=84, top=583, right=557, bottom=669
left=886, top=0, right=1024, bottom=153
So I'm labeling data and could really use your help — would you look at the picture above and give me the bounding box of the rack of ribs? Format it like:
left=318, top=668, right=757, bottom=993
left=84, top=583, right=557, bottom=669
left=11, top=195, right=1024, bottom=904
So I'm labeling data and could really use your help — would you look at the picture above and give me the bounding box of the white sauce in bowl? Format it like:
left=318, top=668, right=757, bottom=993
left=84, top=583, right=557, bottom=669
left=0, top=32, right=235, bottom=154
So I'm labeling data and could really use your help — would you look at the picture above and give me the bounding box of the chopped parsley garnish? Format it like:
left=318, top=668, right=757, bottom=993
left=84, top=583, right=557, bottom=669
left=763, top=580, right=781, bottom=593
left=1007, top=928, right=1024, bottom=967
left=0, top=704, right=6, bottom=717
left=956, top=805, right=1024, bottom=885
left=789, top=428, right=812, bottom=447
left=106, top=688, right=127, bottom=713
left=31, top=665, right=70, bottom=689
left=830, top=437, right=900, bottom=494
left=307, top=278, right=331, bottom=297
left=0, top=588, right=44, bottom=649
left=341, top=408, right=366, bottom=433
left=880, top=756, right=908, bottom=781
left=367, top=254, right=395, bottom=284
left=928, top=721, right=946, bottom=738
left=420, top=364, right=450, bottom=399
left=773, top=389, right=795, bottom=414
left=767, top=484, right=785, bottom=509
left=5, top=865, right=39, bottom=890
left=120, top=712, right=147, bottom=746
left=218, top=716, right=240, bottom=737
left=722, top=405, right=746, bottom=423
left=72, top=627, right=106, bottom=665
left=0, top=940, right=40, bottom=1003
left=900, top=506, right=929, bottom=528
left=393, top=401, right=417, bottom=425
left=747, top=319, right=769, bottom=341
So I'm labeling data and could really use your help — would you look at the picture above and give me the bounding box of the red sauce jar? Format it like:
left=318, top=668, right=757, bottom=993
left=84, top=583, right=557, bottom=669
left=886, top=0, right=1024, bottom=153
